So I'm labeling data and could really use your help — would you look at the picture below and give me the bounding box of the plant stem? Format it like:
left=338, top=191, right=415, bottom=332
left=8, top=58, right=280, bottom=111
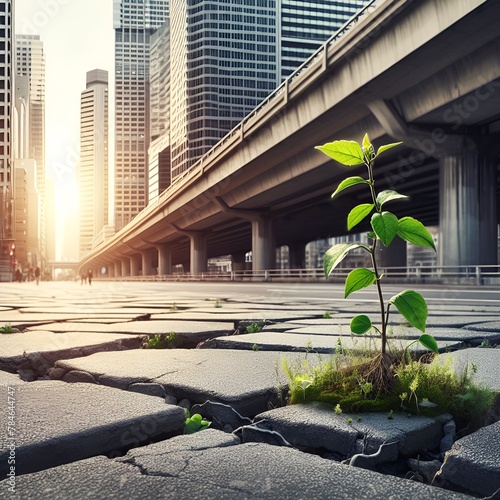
left=367, top=159, right=386, bottom=354
left=371, top=239, right=387, bottom=354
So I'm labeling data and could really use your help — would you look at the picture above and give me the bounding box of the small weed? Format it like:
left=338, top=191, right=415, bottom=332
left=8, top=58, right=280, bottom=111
left=347, top=417, right=353, bottom=424
left=252, top=343, right=260, bottom=352
left=357, top=416, right=362, bottom=422
left=214, top=299, right=222, bottom=308
left=323, top=312, right=332, bottom=319
left=246, top=322, right=261, bottom=334
left=170, top=303, right=177, bottom=311
left=0, top=324, right=14, bottom=333
left=387, top=409, right=394, bottom=420
left=144, top=332, right=178, bottom=349
left=479, top=339, right=491, bottom=348
left=184, top=409, right=211, bottom=434
left=334, top=404, right=343, bottom=414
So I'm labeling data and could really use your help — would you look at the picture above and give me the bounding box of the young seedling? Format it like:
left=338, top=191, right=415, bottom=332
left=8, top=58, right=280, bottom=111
left=316, top=133, right=438, bottom=392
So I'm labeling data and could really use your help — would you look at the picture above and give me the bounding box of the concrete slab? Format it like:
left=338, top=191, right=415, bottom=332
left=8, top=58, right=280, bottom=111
left=438, top=348, right=500, bottom=392
left=2, top=437, right=469, bottom=499
left=52, top=349, right=321, bottom=416
left=0, top=381, right=186, bottom=477
left=199, top=332, right=462, bottom=354
left=0, top=370, right=26, bottom=386
left=26, top=320, right=234, bottom=348
left=0, top=331, right=143, bottom=377
left=253, top=402, right=443, bottom=461
left=174, top=308, right=318, bottom=321
left=466, top=321, right=500, bottom=333
left=438, top=421, right=500, bottom=497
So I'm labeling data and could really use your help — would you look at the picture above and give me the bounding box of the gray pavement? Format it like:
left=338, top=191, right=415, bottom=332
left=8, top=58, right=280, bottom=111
left=0, top=281, right=499, bottom=498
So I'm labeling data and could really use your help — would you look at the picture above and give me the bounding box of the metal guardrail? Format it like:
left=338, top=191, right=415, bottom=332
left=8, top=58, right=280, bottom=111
left=100, top=265, right=500, bottom=286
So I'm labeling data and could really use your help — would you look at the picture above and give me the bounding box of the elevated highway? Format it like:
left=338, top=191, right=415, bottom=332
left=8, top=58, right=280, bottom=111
left=80, top=0, right=500, bottom=277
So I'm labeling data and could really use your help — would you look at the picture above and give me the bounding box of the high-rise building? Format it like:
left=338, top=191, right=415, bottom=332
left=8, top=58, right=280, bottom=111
left=170, top=1, right=279, bottom=178
left=148, top=22, right=170, bottom=202
left=161, top=0, right=370, bottom=183
left=15, top=34, right=46, bottom=267
left=279, top=0, right=369, bottom=79
left=79, top=69, right=109, bottom=258
left=113, top=0, right=169, bottom=231
left=0, top=0, right=14, bottom=281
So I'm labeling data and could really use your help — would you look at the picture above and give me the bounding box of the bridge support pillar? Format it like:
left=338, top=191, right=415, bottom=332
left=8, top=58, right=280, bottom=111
left=376, top=236, right=407, bottom=273
left=288, top=243, right=307, bottom=269
left=130, top=254, right=141, bottom=276
left=121, top=258, right=130, bottom=277
left=231, top=252, right=247, bottom=271
left=108, top=264, right=115, bottom=278
left=439, top=141, right=497, bottom=267
left=157, top=245, right=172, bottom=276
left=252, top=216, right=275, bottom=271
left=141, top=248, right=156, bottom=276
left=190, top=233, right=207, bottom=275
left=113, top=261, right=121, bottom=278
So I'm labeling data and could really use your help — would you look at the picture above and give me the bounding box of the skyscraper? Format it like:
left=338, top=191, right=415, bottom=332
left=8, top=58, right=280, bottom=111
left=0, top=0, right=14, bottom=280
left=162, top=0, right=370, bottom=182
left=170, top=1, right=278, bottom=178
left=148, top=22, right=171, bottom=202
left=279, top=0, right=369, bottom=79
left=15, top=34, right=46, bottom=267
left=113, top=0, right=169, bottom=231
left=79, top=69, right=109, bottom=258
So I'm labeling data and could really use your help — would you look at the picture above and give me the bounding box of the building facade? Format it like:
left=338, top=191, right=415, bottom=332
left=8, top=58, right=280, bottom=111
left=279, top=0, right=369, bottom=79
left=170, top=0, right=279, bottom=178
left=0, top=0, right=14, bottom=280
left=149, top=0, right=370, bottom=194
left=113, top=0, right=169, bottom=231
left=148, top=21, right=171, bottom=202
left=15, top=34, right=46, bottom=267
left=79, top=69, right=109, bottom=258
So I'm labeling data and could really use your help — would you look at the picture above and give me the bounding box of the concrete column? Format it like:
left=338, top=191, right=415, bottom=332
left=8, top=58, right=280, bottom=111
left=190, top=233, right=207, bottom=275
left=439, top=141, right=497, bottom=267
left=157, top=245, right=172, bottom=276
left=107, top=264, right=115, bottom=278
left=113, top=261, right=121, bottom=278
left=121, top=258, right=130, bottom=277
left=252, top=216, right=276, bottom=271
left=288, top=243, right=307, bottom=269
left=130, top=254, right=141, bottom=276
left=376, top=236, right=407, bottom=269
left=141, top=248, right=156, bottom=276
left=231, top=252, right=247, bottom=271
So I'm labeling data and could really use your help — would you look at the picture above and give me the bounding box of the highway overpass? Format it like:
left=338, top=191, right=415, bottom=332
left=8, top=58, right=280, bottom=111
left=80, top=0, right=500, bottom=278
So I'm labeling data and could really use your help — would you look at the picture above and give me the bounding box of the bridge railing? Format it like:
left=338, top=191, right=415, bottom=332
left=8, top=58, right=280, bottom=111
left=100, top=264, right=500, bottom=286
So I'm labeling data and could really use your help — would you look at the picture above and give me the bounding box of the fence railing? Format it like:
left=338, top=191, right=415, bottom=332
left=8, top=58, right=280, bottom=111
left=100, top=265, right=500, bottom=286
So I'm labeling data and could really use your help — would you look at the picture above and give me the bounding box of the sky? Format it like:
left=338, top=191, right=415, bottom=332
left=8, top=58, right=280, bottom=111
left=15, top=0, right=115, bottom=258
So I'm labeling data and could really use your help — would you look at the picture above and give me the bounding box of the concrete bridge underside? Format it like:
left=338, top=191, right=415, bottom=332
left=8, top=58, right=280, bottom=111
left=81, top=0, right=500, bottom=277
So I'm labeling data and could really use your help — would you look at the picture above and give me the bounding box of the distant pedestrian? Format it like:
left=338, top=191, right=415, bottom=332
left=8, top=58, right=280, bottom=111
left=35, top=266, right=40, bottom=285
left=80, top=273, right=86, bottom=285
left=87, top=269, right=93, bottom=285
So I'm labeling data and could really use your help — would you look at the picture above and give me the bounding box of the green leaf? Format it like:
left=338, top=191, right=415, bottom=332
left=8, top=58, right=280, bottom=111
left=362, top=133, right=372, bottom=153
left=331, top=176, right=369, bottom=198
left=389, top=290, right=428, bottom=333
left=397, top=217, right=436, bottom=250
left=345, top=268, right=377, bottom=298
left=367, top=231, right=376, bottom=240
left=371, top=212, right=398, bottom=247
left=347, top=203, right=374, bottom=230
left=362, top=133, right=374, bottom=162
left=418, top=334, right=439, bottom=353
left=376, top=190, right=409, bottom=209
left=350, top=315, right=372, bottom=335
left=324, top=243, right=368, bottom=277
left=376, top=141, right=402, bottom=157
left=316, top=140, right=365, bottom=166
